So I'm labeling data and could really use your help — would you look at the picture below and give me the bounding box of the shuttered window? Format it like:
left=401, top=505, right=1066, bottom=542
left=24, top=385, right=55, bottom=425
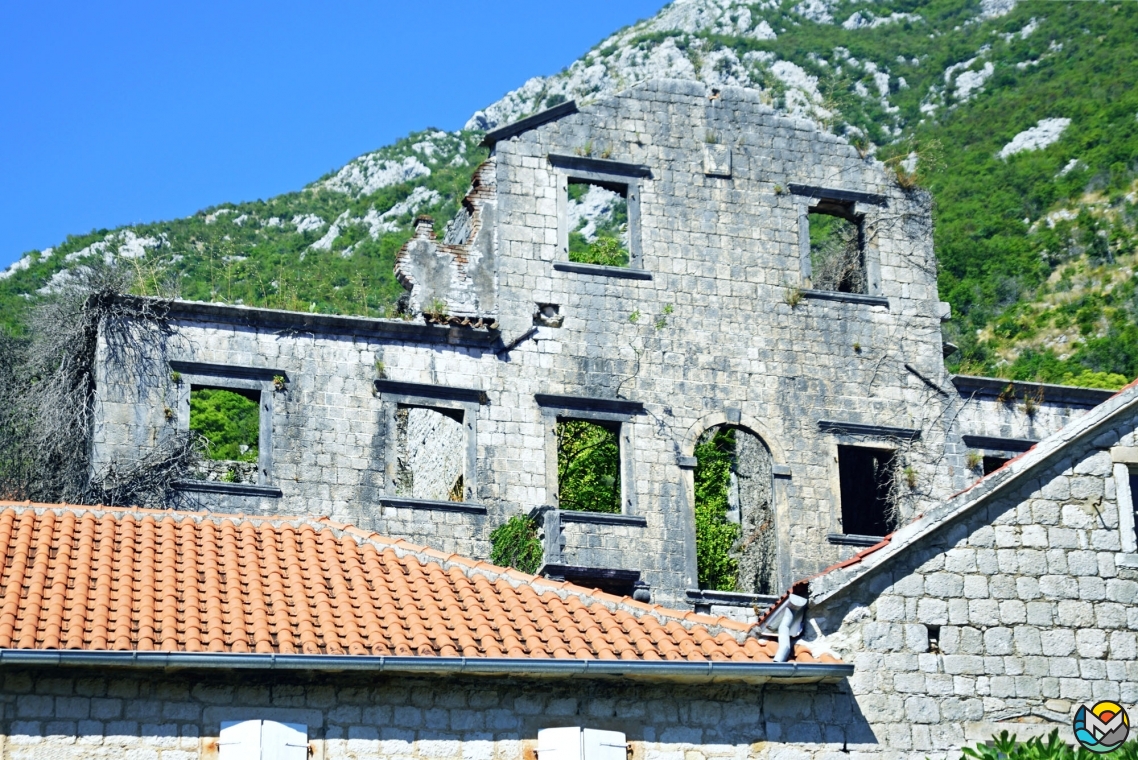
left=219, top=720, right=307, bottom=760
left=537, top=727, right=627, bottom=760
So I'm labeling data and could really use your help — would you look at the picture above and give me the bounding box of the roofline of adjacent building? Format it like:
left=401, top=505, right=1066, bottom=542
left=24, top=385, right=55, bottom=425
left=0, top=650, right=852, bottom=683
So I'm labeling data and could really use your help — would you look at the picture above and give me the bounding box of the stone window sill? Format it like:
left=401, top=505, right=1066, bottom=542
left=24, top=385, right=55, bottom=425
left=685, top=588, right=779, bottom=608
left=557, top=510, right=647, bottom=527
left=827, top=532, right=886, bottom=547
left=378, top=496, right=487, bottom=515
left=801, top=289, right=889, bottom=307
left=172, top=480, right=283, bottom=498
left=553, top=261, right=652, bottom=280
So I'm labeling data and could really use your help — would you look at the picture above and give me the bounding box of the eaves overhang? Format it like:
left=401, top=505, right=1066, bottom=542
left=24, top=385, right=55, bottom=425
left=0, top=650, right=852, bottom=684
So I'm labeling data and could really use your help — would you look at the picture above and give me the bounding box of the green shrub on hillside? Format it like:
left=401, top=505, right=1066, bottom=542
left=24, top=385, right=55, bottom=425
left=189, top=388, right=260, bottom=462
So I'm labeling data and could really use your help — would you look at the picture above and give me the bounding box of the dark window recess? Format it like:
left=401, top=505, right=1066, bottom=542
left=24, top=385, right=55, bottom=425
left=1131, top=472, right=1138, bottom=527
left=927, top=625, right=941, bottom=653
left=557, top=418, right=621, bottom=514
left=983, top=456, right=1010, bottom=475
left=189, top=386, right=261, bottom=484
left=809, top=200, right=866, bottom=294
left=567, top=179, right=629, bottom=267
left=838, top=445, right=897, bottom=537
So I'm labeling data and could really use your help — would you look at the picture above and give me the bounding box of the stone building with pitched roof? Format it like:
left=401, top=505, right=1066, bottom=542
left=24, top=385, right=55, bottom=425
left=29, top=78, right=1134, bottom=758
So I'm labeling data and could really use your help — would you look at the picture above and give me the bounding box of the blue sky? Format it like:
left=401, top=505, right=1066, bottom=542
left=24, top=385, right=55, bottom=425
left=0, top=1, right=667, bottom=270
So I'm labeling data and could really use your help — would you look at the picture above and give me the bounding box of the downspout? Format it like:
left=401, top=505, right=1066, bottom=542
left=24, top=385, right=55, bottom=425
left=758, top=592, right=808, bottom=663
left=775, top=606, right=796, bottom=662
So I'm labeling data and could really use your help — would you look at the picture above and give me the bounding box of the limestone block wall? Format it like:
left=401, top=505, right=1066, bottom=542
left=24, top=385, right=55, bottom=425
left=0, top=667, right=852, bottom=760
left=802, top=410, right=1138, bottom=757
left=91, top=310, right=501, bottom=563
left=488, top=79, right=957, bottom=592
left=93, top=79, right=977, bottom=605
left=950, top=377, right=1115, bottom=461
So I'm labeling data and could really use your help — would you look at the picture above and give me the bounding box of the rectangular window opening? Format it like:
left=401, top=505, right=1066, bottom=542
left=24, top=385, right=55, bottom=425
left=1130, top=470, right=1138, bottom=533
left=557, top=418, right=622, bottom=514
left=808, top=201, right=866, bottom=294
left=189, top=386, right=261, bottom=483
left=837, top=445, right=897, bottom=537
left=983, top=456, right=1010, bottom=475
left=567, top=178, right=630, bottom=268
left=926, top=625, right=941, bottom=653
left=394, top=405, right=466, bottom=502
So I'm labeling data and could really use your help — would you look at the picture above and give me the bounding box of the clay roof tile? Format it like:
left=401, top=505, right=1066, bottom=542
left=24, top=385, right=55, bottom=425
left=0, top=502, right=834, bottom=665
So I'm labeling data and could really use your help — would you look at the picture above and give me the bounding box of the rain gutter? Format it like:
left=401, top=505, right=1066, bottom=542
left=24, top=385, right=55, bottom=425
left=0, top=650, right=852, bottom=682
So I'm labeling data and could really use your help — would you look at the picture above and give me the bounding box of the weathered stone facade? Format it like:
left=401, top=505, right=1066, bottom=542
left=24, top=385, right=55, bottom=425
left=91, top=79, right=1115, bottom=612
left=0, top=667, right=847, bottom=760
left=801, top=386, right=1138, bottom=755
left=45, top=381, right=1138, bottom=760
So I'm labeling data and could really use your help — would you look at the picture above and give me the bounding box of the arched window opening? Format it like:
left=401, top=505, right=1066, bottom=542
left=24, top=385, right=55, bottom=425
left=693, top=426, right=776, bottom=594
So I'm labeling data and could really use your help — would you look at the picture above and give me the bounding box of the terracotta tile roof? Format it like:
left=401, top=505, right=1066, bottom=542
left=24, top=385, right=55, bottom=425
left=0, top=502, right=838, bottom=665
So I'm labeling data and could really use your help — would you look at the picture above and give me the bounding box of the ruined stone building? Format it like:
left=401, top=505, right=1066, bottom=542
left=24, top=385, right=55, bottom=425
left=92, top=79, right=1115, bottom=612
left=0, top=79, right=1134, bottom=760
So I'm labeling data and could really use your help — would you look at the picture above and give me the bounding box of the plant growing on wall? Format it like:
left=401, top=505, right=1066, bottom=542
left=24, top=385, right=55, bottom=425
left=489, top=515, right=543, bottom=574
left=693, top=427, right=740, bottom=591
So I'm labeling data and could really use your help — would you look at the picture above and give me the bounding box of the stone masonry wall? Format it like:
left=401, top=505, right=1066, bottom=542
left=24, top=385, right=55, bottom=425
left=0, top=666, right=853, bottom=760
left=801, top=410, right=1138, bottom=758
left=91, top=79, right=1086, bottom=606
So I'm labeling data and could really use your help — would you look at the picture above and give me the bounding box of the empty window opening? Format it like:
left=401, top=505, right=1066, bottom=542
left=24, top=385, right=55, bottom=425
left=190, top=386, right=260, bottom=483
left=838, top=445, right=898, bottom=537
left=809, top=201, right=866, bottom=294
left=557, top=418, right=621, bottom=513
left=1130, top=470, right=1138, bottom=533
left=926, top=625, right=941, bottom=653
left=983, top=456, right=1010, bottom=475
left=693, top=426, right=776, bottom=594
left=567, top=179, right=629, bottom=267
left=394, top=405, right=465, bottom=502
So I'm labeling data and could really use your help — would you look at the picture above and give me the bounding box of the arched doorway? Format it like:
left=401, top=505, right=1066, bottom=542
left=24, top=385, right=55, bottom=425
left=693, top=425, right=777, bottom=595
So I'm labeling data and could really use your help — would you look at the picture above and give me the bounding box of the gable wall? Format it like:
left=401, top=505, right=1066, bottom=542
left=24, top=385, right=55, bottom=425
left=802, top=407, right=1138, bottom=757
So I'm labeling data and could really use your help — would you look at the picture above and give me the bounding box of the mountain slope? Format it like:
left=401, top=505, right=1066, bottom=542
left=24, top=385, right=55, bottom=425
left=3, top=0, right=1137, bottom=387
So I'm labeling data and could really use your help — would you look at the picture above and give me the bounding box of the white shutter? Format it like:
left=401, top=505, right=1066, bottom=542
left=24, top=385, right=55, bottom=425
left=537, top=727, right=585, bottom=760
left=219, top=720, right=262, bottom=759
left=582, top=729, right=626, bottom=760
left=261, top=721, right=308, bottom=760
left=537, top=727, right=627, bottom=760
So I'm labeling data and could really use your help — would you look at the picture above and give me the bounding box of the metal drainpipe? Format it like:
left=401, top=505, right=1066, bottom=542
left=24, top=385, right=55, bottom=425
left=774, top=607, right=797, bottom=663
left=0, top=650, right=853, bottom=680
